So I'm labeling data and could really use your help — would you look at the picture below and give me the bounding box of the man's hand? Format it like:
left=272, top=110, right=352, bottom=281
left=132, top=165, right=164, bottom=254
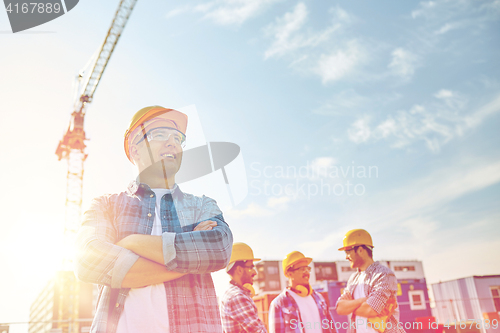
left=354, top=300, right=378, bottom=317
left=336, top=296, right=367, bottom=316
left=116, top=234, right=163, bottom=264
left=194, top=220, right=217, bottom=231
left=116, top=221, right=218, bottom=264
left=339, top=290, right=354, bottom=301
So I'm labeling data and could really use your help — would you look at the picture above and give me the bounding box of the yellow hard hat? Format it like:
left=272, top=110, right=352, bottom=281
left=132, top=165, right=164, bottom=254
left=282, top=251, right=312, bottom=276
left=338, top=229, right=374, bottom=251
left=226, top=243, right=261, bottom=272
left=124, top=106, right=188, bottom=162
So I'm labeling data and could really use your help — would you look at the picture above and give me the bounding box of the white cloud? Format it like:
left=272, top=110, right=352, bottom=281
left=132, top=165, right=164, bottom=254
left=388, top=48, right=419, bottom=80
left=308, top=157, right=337, bottom=178
left=166, top=6, right=192, bottom=19
left=201, top=0, right=282, bottom=25
left=434, top=22, right=459, bottom=35
left=167, top=0, right=282, bottom=25
left=434, top=89, right=454, bottom=99
left=300, top=229, right=347, bottom=258
left=264, top=3, right=340, bottom=60
left=297, top=157, right=500, bottom=273
left=264, top=3, right=309, bottom=58
left=348, top=115, right=372, bottom=143
left=411, top=1, right=437, bottom=19
left=226, top=202, right=274, bottom=219
left=262, top=4, right=362, bottom=84
left=267, top=196, right=292, bottom=208
left=227, top=194, right=294, bottom=218
left=315, top=41, right=364, bottom=84
left=347, top=92, right=500, bottom=152
left=463, top=93, right=500, bottom=128
left=316, top=90, right=367, bottom=114
left=315, top=91, right=402, bottom=116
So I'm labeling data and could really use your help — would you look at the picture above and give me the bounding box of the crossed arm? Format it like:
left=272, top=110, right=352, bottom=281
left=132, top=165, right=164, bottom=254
left=75, top=195, right=232, bottom=289
left=336, top=292, right=377, bottom=317
left=336, top=272, right=398, bottom=318
left=118, top=220, right=217, bottom=288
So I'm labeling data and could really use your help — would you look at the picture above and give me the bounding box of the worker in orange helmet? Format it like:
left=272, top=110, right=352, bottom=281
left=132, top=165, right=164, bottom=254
left=336, top=229, right=405, bottom=333
left=75, top=106, right=233, bottom=333
left=220, top=242, right=267, bottom=333
left=269, top=251, right=337, bottom=333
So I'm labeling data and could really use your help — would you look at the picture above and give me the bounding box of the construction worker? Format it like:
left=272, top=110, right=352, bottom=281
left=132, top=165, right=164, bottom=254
left=220, top=242, right=268, bottom=333
left=336, top=229, right=405, bottom=333
left=75, top=106, right=233, bottom=333
left=269, top=251, right=337, bottom=333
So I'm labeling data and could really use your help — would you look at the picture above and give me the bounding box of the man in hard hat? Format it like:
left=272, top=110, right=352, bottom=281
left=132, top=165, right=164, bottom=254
left=336, top=229, right=405, bottom=333
left=269, top=251, right=337, bottom=333
left=220, top=242, right=267, bottom=333
left=75, top=106, right=233, bottom=333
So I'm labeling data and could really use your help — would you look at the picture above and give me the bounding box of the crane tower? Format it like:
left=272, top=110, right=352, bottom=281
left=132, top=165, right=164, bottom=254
left=49, top=2, right=137, bottom=332
left=56, top=0, right=137, bottom=269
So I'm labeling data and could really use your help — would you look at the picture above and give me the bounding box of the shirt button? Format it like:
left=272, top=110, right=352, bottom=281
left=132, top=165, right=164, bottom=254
left=115, top=303, right=119, bottom=308
left=150, top=194, right=154, bottom=197
left=148, top=213, right=152, bottom=217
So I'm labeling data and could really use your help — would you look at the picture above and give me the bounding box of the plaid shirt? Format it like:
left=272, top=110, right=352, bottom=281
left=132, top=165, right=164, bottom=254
left=75, top=181, right=233, bottom=333
left=335, top=262, right=405, bottom=333
left=220, top=281, right=267, bottom=333
left=269, top=289, right=337, bottom=333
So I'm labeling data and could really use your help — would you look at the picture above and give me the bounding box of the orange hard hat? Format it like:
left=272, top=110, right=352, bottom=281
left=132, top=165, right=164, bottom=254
left=282, top=251, right=312, bottom=276
left=338, top=229, right=374, bottom=251
left=124, top=106, right=188, bottom=162
left=226, top=242, right=261, bottom=272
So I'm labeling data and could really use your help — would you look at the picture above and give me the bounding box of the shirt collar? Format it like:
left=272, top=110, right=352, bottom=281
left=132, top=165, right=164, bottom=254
left=230, top=280, right=251, bottom=295
left=360, top=261, right=379, bottom=274
left=126, top=180, right=184, bottom=199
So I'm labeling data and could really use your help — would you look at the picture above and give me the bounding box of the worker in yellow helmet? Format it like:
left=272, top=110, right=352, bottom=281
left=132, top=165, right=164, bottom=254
left=269, top=251, right=337, bottom=333
left=336, top=229, right=405, bottom=333
left=220, top=242, right=267, bottom=333
left=75, top=106, right=233, bottom=333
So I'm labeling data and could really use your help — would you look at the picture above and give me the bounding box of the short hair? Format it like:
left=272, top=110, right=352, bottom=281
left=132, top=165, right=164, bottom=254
left=359, top=245, right=373, bottom=258
left=227, top=260, right=247, bottom=276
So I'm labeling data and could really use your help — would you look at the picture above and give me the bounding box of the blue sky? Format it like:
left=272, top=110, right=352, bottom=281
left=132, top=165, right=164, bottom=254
left=1, top=0, right=499, bottom=331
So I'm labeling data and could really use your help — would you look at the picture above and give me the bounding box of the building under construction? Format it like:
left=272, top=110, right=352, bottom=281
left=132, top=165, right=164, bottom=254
left=28, top=271, right=95, bottom=333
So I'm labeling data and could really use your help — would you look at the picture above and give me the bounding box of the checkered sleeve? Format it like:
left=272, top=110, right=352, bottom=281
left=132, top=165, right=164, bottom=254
left=268, top=297, right=284, bottom=333
left=75, top=195, right=140, bottom=288
left=335, top=272, right=356, bottom=310
left=227, top=293, right=267, bottom=333
left=366, top=270, right=398, bottom=314
left=165, top=196, right=233, bottom=273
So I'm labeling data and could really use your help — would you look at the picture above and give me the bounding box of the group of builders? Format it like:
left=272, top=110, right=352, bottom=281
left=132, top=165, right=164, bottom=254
left=75, top=106, right=406, bottom=333
left=220, top=229, right=405, bottom=333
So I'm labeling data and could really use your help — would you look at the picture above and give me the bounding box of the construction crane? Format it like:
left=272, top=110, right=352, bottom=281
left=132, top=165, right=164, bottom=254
left=54, top=1, right=137, bottom=332
left=56, top=0, right=137, bottom=265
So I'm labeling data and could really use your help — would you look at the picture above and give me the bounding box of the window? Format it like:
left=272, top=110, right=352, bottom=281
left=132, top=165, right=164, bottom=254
left=268, top=280, right=280, bottom=290
left=394, top=266, right=416, bottom=272
left=315, top=265, right=336, bottom=280
left=342, top=266, right=356, bottom=272
left=267, top=266, right=279, bottom=275
left=491, top=286, right=500, bottom=312
left=408, top=290, right=426, bottom=310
